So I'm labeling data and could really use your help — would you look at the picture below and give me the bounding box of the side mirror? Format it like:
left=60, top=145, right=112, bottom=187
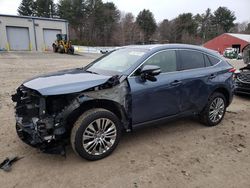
left=140, top=65, right=161, bottom=82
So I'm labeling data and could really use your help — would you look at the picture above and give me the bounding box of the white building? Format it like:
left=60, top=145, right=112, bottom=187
left=0, top=14, right=68, bottom=51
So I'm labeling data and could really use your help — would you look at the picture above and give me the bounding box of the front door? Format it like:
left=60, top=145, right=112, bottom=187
left=128, top=50, right=182, bottom=124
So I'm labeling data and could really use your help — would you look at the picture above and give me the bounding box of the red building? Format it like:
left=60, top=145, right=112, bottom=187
left=203, top=33, right=250, bottom=54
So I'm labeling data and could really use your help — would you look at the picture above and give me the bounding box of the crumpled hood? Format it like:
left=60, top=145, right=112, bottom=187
left=23, top=68, right=112, bottom=95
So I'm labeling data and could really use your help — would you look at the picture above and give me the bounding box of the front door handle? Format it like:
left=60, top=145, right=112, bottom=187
left=170, top=80, right=182, bottom=86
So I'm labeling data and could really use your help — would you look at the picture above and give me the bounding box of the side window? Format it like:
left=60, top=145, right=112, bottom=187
left=144, top=50, right=177, bottom=73
left=179, top=50, right=205, bottom=70
left=207, top=55, right=220, bottom=65
left=204, top=54, right=212, bottom=67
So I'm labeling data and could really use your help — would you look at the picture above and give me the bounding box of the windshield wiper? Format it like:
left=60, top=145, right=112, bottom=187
left=85, top=70, right=99, bottom=74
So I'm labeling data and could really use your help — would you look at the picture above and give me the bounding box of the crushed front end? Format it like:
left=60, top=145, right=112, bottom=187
left=12, top=85, right=68, bottom=154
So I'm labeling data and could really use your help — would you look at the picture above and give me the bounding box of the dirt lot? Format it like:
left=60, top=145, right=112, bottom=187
left=0, top=52, right=250, bottom=188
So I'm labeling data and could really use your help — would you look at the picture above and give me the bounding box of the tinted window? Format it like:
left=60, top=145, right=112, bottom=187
left=179, top=50, right=205, bottom=70
left=204, top=55, right=212, bottom=67
left=208, top=55, right=220, bottom=65
left=144, top=50, right=177, bottom=73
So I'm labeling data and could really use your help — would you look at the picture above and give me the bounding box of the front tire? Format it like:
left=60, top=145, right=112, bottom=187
left=58, top=45, right=64, bottom=53
left=71, top=108, right=121, bottom=161
left=200, top=92, right=227, bottom=126
left=52, top=44, right=58, bottom=52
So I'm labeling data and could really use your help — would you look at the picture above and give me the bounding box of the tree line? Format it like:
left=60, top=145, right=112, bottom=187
left=18, top=0, right=250, bottom=46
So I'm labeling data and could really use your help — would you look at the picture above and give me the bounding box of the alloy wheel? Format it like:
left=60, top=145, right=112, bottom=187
left=209, top=97, right=225, bottom=123
left=82, top=118, right=117, bottom=155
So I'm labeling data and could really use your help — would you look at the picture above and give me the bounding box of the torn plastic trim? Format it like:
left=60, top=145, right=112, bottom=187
left=52, top=79, right=131, bottom=131
left=82, top=80, right=131, bottom=130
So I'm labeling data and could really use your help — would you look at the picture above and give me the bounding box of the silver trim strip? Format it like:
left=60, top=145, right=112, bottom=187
left=128, top=48, right=222, bottom=78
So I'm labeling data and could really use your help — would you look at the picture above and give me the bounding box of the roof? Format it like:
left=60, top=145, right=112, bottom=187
left=0, top=14, right=67, bottom=22
left=123, top=43, right=222, bottom=59
left=227, top=33, right=250, bottom=43
left=125, top=44, right=205, bottom=50
left=124, top=44, right=163, bottom=50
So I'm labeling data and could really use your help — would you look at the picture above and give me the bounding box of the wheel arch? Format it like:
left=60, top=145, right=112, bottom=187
left=211, top=87, right=230, bottom=106
left=66, top=99, right=129, bottom=132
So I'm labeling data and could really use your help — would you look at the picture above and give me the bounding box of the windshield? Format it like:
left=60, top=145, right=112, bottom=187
left=87, top=48, right=147, bottom=74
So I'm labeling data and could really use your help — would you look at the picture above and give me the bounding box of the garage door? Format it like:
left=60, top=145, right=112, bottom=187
left=43, top=29, right=61, bottom=51
left=6, top=27, right=30, bottom=51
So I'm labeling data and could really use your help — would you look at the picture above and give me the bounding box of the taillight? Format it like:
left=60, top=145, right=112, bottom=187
left=229, top=68, right=236, bottom=73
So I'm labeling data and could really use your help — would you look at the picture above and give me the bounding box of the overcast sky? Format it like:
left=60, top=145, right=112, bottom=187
left=0, top=0, right=249, bottom=23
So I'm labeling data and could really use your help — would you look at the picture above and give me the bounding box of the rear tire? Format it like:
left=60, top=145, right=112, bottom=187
left=71, top=108, right=121, bottom=161
left=200, top=92, right=227, bottom=126
left=68, top=46, right=74, bottom=55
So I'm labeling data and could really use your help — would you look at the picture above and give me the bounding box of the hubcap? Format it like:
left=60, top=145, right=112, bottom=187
left=209, top=97, right=225, bottom=123
left=82, top=118, right=117, bottom=155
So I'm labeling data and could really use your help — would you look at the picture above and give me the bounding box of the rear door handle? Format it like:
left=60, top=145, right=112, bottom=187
left=170, top=80, right=182, bottom=86
left=209, top=74, right=216, bottom=79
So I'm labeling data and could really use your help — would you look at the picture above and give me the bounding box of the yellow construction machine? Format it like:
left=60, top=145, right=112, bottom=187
left=52, top=34, right=74, bottom=54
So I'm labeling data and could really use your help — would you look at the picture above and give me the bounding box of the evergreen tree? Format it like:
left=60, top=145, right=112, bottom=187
left=35, top=0, right=56, bottom=18
left=213, top=7, right=236, bottom=33
left=136, top=9, right=157, bottom=42
left=17, top=0, right=35, bottom=16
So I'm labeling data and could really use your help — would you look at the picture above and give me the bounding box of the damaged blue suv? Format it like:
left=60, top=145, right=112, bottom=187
left=12, top=44, right=234, bottom=160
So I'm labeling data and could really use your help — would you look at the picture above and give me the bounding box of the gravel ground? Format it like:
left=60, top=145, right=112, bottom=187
left=0, top=52, right=249, bottom=188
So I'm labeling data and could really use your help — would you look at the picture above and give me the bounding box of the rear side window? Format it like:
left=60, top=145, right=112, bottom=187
left=179, top=50, right=205, bottom=70
left=144, top=50, right=177, bottom=73
left=207, top=55, right=220, bottom=65
left=204, top=55, right=212, bottom=67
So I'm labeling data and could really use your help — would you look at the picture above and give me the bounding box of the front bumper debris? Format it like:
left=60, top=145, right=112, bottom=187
left=15, top=116, right=66, bottom=155
left=12, top=85, right=66, bottom=155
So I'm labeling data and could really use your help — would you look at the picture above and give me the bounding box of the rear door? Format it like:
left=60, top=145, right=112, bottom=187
left=177, top=50, right=216, bottom=112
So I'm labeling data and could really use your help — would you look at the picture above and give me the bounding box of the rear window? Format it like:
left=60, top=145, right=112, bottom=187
left=204, top=55, right=212, bottom=67
left=179, top=50, right=205, bottom=70
left=207, top=55, right=220, bottom=65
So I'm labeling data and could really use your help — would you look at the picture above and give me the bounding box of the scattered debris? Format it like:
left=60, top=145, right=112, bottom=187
left=130, top=160, right=135, bottom=164
left=181, top=170, right=190, bottom=176
left=237, top=134, right=245, bottom=139
left=0, top=156, right=23, bottom=172
left=133, top=182, right=138, bottom=188
left=226, top=111, right=238, bottom=114
left=239, top=143, right=246, bottom=148
left=195, top=158, right=201, bottom=163
left=236, top=147, right=243, bottom=152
